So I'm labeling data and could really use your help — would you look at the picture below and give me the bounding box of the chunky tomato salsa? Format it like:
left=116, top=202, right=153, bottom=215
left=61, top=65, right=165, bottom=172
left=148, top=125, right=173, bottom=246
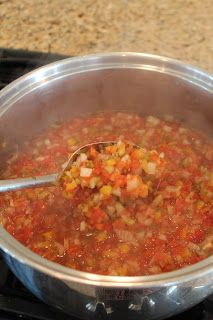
left=0, top=113, right=212, bottom=276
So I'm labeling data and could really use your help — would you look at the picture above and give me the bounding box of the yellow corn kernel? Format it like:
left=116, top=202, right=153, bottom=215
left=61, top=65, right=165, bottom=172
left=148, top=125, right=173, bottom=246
left=82, top=204, right=89, bottom=213
left=155, top=211, right=161, bottom=221
left=141, top=159, right=148, bottom=173
left=182, top=248, right=192, bottom=258
left=133, top=148, right=144, bottom=158
left=106, top=145, right=117, bottom=154
left=67, top=138, right=77, bottom=146
left=85, top=257, right=94, bottom=267
left=116, top=265, right=128, bottom=276
left=62, top=191, right=74, bottom=199
left=42, top=231, right=53, bottom=240
left=176, top=180, right=183, bottom=187
left=105, top=159, right=116, bottom=166
left=27, top=191, right=36, bottom=200
left=37, top=191, right=48, bottom=200
left=70, top=166, right=78, bottom=173
left=182, top=158, right=189, bottom=168
left=69, top=166, right=79, bottom=178
left=118, top=143, right=126, bottom=156
left=66, top=181, right=77, bottom=191
left=100, top=185, right=112, bottom=197
left=96, top=231, right=107, bottom=242
left=105, top=166, right=114, bottom=174
left=120, top=243, right=130, bottom=253
left=196, top=200, right=204, bottom=210
left=140, top=184, right=149, bottom=198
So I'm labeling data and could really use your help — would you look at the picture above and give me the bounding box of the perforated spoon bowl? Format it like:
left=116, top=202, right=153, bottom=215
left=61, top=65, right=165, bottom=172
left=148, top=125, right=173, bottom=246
left=0, top=141, right=116, bottom=192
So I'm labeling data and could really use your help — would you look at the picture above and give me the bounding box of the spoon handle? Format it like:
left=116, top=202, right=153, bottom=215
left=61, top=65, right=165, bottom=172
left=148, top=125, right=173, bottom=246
left=0, top=174, right=58, bottom=192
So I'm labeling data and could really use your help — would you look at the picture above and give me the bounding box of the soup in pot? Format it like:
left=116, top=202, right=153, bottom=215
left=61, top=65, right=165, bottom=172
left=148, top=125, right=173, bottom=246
left=0, top=112, right=212, bottom=276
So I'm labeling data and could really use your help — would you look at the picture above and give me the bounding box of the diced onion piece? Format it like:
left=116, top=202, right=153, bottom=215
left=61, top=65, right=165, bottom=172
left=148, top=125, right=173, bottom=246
left=127, top=176, right=139, bottom=191
left=117, top=140, right=126, bottom=156
left=122, top=215, right=135, bottom=225
left=44, top=139, right=51, bottom=146
left=82, top=128, right=88, bottom=134
left=89, top=177, right=98, bottom=189
left=105, top=165, right=114, bottom=174
left=167, top=205, right=174, bottom=215
left=74, top=238, right=80, bottom=245
left=147, top=162, right=156, bottom=174
left=80, top=167, right=93, bottom=177
left=80, top=153, right=87, bottom=162
left=112, top=187, right=121, bottom=197
left=158, top=234, right=167, bottom=241
left=115, top=202, right=125, bottom=213
left=147, top=116, right=160, bottom=126
left=115, top=229, right=137, bottom=244
left=107, top=206, right=116, bottom=215
left=183, top=139, right=190, bottom=145
left=179, top=127, right=187, bottom=133
left=93, top=193, right=101, bottom=203
left=64, top=238, right=69, bottom=250
left=153, top=194, right=163, bottom=206
left=136, top=231, right=145, bottom=240
left=121, top=154, right=130, bottom=162
left=165, top=186, right=181, bottom=193
left=163, top=125, right=172, bottom=132
left=80, top=221, right=86, bottom=231
left=55, top=242, right=65, bottom=256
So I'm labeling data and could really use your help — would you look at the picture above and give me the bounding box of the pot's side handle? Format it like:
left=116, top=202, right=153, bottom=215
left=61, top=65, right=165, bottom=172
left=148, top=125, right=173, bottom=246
left=0, top=173, right=57, bottom=192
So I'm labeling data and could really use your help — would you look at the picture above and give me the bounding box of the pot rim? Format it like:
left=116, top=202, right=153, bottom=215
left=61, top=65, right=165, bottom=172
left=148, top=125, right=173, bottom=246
left=0, top=52, right=212, bottom=287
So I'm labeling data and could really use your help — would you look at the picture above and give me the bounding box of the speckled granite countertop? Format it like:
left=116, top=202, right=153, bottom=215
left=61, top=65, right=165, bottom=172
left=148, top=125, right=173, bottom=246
left=0, top=0, right=212, bottom=72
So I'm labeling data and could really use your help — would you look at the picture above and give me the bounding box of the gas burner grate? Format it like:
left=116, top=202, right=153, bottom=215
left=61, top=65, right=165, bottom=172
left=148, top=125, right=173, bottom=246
left=0, top=255, right=75, bottom=320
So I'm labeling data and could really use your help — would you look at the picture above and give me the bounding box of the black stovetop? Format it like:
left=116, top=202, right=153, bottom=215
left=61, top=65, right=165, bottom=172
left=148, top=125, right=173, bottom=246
left=0, top=48, right=213, bottom=320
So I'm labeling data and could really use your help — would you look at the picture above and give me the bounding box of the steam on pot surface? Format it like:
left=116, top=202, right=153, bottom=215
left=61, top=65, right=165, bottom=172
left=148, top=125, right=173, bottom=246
left=0, top=112, right=212, bottom=276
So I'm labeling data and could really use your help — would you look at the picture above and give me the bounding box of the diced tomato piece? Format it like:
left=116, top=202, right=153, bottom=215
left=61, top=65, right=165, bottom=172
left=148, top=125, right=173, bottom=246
left=89, top=208, right=106, bottom=224
left=95, top=223, right=105, bottom=230
left=67, top=246, right=81, bottom=256
left=188, top=229, right=205, bottom=244
left=93, top=164, right=101, bottom=175
left=89, top=147, right=99, bottom=159
left=130, top=159, right=140, bottom=170
left=112, top=219, right=126, bottom=230
left=203, top=215, right=213, bottom=228
left=16, top=227, right=32, bottom=243
left=152, top=251, right=174, bottom=269
left=6, top=224, right=14, bottom=235
left=175, top=198, right=185, bottom=214
left=111, top=173, right=126, bottom=188
left=101, top=170, right=111, bottom=182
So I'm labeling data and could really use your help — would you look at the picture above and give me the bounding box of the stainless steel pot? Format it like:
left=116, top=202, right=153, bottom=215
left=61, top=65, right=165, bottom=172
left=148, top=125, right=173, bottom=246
left=0, top=53, right=212, bottom=320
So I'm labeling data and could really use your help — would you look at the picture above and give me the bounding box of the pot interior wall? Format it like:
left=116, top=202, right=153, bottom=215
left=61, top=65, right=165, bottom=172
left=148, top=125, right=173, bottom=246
left=0, top=68, right=212, bottom=169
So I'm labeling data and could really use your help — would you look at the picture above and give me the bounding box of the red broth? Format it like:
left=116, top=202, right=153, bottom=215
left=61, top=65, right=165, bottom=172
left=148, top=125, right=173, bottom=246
left=0, top=113, right=212, bottom=276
